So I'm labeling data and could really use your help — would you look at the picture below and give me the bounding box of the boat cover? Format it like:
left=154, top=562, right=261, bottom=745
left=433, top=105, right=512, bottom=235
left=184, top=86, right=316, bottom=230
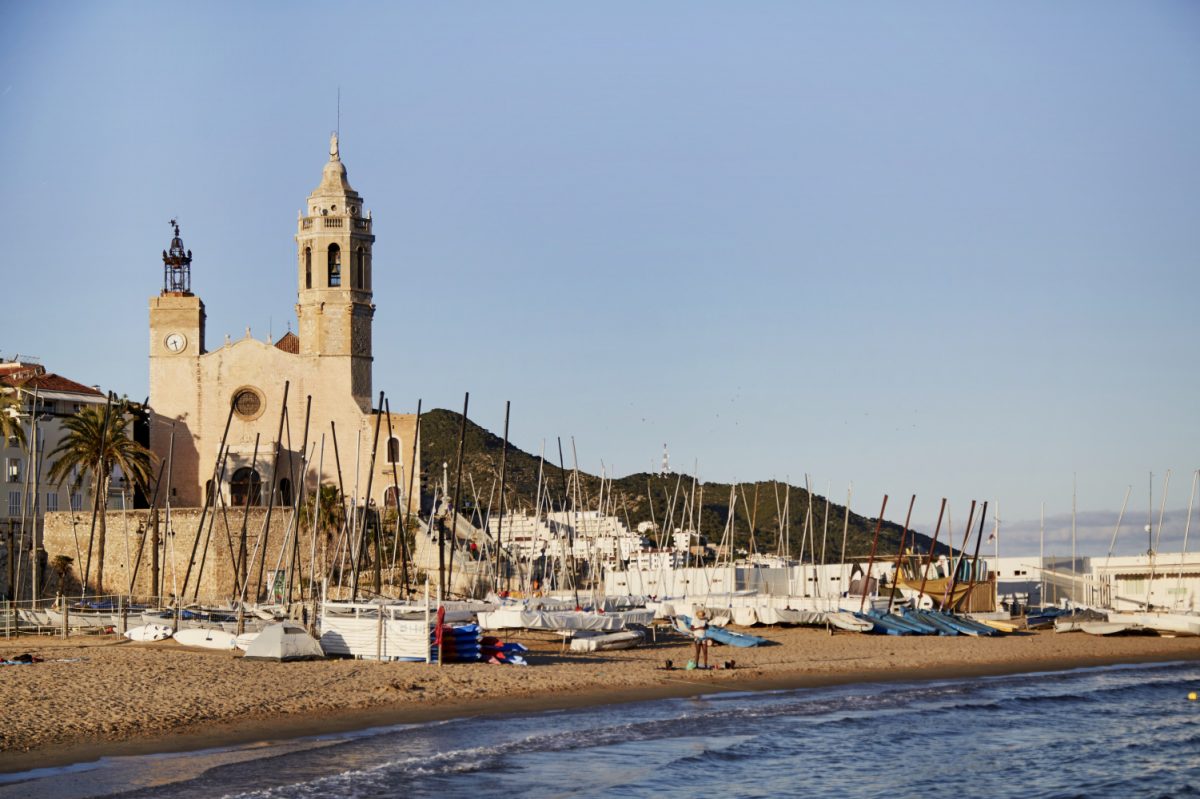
left=477, top=608, right=625, bottom=632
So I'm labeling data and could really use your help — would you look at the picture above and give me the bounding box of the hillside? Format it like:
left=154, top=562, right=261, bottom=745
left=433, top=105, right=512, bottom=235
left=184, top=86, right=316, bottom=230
left=417, top=409, right=952, bottom=562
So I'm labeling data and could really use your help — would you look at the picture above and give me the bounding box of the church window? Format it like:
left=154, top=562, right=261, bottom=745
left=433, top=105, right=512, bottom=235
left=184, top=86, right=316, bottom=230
left=386, top=436, right=400, bottom=464
left=304, top=247, right=312, bottom=290
left=328, top=244, right=341, bottom=287
left=232, top=388, right=264, bottom=420
left=231, top=467, right=262, bottom=507
left=355, top=247, right=366, bottom=290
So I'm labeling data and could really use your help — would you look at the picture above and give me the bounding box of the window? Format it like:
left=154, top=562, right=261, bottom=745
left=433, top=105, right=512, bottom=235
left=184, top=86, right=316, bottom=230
left=5, top=435, right=17, bottom=448
left=46, top=492, right=58, bottom=512
left=386, top=436, right=400, bottom=464
left=328, top=244, right=341, bottom=287
left=232, top=388, right=264, bottom=420
left=8, top=491, right=19, bottom=516
left=231, top=467, right=262, bottom=507
left=355, top=246, right=365, bottom=289
left=384, top=486, right=400, bottom=507
left=6, top=458, right=19, bottom=483
left=279, top=478, right=292, bottom=507
left=304, top=247, right=312, bottom=290
left=71, top=492, right=83, bottom=511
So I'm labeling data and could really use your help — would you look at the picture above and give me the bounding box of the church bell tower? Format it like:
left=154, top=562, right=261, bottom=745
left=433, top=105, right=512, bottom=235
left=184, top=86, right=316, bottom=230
left=295, top=133, right=375, bottom=408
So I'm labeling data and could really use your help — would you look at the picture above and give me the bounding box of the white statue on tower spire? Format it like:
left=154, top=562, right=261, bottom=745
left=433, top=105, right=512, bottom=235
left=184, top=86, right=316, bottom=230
left=329, top=131, right=340, bottom=161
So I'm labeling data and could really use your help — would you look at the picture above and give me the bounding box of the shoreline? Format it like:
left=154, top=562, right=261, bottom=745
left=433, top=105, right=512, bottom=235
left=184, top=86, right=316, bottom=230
left=3, top=629, right=1200, bottom=775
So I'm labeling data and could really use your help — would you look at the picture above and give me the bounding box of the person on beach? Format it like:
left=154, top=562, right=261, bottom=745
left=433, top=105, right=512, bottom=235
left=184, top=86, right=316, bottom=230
left=692, top=609, right=711, bottom=668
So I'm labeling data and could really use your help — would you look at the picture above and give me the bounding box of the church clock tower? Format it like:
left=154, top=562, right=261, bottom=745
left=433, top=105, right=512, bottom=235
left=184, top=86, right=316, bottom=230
left=149, top=219, right=206, bottom=358
left=295, top=133, right=375, bottom=409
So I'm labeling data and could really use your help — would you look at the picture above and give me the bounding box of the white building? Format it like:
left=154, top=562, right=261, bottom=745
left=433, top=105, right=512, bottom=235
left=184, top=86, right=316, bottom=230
left=1, top=357, right=112, bottom=598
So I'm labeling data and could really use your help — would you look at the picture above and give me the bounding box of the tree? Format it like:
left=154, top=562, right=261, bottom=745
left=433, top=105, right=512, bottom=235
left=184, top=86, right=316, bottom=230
left=50, top=554, right=76, bottom=593
left=0, top=386, right=25, bottom=449
left=301, top=483, right=345, bottom=585
left=47, top=400, right=155, bottom=594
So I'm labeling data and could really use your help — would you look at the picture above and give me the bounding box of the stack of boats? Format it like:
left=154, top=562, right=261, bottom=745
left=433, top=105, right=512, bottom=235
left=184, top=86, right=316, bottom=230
left=17, top=599, right=286, bottom=634
left=1050, top=606, right=1200, bottom=637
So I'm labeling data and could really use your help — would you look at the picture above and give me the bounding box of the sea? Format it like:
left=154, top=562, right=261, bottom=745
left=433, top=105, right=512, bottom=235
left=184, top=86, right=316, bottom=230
left=4, top=660, right=1200, bottom=799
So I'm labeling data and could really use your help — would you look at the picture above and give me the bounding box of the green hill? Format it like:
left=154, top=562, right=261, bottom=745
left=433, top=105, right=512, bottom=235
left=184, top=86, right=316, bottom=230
left=416, top=409, right=954, bottom=562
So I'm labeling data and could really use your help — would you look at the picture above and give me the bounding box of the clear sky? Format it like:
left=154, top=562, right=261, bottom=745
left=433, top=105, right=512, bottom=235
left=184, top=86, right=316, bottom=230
left=2, top=3, right=1197, bottom=554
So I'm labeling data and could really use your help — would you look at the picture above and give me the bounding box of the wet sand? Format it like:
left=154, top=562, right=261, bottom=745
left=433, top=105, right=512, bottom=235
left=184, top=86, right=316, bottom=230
left=3, top=625, right=1199, bottom=773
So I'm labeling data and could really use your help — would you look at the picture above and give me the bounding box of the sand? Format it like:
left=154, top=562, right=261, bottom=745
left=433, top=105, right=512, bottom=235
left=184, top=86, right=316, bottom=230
left=2, top=625, right=1199, bottom=773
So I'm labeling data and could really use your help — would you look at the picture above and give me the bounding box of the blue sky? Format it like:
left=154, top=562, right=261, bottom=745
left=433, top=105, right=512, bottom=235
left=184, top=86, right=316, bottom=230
left=2, top=3, right=1197, bottom=553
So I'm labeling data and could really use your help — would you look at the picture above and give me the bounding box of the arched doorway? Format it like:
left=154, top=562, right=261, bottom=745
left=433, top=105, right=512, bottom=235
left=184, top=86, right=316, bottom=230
left=384, top=486, right=401, bottom=508
left=230, top=467, right=262, bottom=507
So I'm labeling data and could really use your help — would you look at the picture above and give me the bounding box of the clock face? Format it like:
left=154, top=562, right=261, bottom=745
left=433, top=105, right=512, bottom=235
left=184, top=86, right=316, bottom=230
left=164, top=332, right=187, bottom=353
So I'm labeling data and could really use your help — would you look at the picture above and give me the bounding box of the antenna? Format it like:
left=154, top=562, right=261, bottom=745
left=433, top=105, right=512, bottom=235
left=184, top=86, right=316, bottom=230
left=337, top=87, right=341, bottom=140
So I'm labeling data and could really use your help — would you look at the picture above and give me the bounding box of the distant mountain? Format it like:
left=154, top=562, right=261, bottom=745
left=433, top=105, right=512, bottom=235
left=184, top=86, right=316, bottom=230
left=417, top=409, right=956, bottom=562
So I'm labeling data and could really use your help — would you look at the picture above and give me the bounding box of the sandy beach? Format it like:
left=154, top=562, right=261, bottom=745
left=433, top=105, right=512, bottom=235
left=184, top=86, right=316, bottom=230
left=3, top=626, right=1199, bottom=773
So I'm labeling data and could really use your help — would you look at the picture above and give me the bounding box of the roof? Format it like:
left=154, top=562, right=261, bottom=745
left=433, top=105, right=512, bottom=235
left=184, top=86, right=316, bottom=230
left=0, top=365, right=104, bottom=398
left=274, top=331, right=300, bottom=354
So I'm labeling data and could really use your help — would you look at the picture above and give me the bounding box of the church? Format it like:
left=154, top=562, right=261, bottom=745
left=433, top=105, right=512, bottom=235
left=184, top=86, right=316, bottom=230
left=147, top=135, right=419, bottom=515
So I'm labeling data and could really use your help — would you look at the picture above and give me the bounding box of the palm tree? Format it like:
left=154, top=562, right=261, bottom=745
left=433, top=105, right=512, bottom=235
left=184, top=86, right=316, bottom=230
left=302, top=483, right=345, bottom=587
left=0, top=386, right=25, bottom=449
left=47, top=399, right=155, bottom=594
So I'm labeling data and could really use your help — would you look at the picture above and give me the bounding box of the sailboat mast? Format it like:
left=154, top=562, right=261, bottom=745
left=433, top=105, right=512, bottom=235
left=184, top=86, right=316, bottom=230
left=495, top=401, right=510, bottom=592
left=916, top=498, right=947, bottom=605
left=858, top=494, right=888, bottom=613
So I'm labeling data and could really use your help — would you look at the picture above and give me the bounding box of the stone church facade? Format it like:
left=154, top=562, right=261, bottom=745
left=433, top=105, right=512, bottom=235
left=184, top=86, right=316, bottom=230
left=147, top=135, right=418, bottom=514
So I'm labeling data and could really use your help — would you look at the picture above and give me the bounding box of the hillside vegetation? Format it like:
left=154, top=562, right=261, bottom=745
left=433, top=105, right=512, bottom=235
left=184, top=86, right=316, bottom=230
left=417, top=409, right=956, bottom=562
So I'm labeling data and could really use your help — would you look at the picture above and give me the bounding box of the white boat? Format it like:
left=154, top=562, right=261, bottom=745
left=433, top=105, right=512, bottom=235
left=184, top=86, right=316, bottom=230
left=569, top=630, right=645, bottom=652
left=124, top=624, right=174, bottom=642
left=173, top=627, right=239, bottom=650
left=16, top=607, right=55, bottom=627
left=1080, top=621, right=1149, bottom=636
left=1114, top=612, right=1200, bottom=636
left=826, top=611, right=874, bottom=632
left=44, top=607, right=123, bottom=629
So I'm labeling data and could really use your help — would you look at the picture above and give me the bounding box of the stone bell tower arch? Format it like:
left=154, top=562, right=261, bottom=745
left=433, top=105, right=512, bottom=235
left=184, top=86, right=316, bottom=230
left=294, top=133, right=375, bottom=410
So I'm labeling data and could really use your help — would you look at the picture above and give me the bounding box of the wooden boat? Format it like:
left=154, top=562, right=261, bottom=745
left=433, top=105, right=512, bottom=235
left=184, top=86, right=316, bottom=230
left=974, top=617, right=1018, bottom=634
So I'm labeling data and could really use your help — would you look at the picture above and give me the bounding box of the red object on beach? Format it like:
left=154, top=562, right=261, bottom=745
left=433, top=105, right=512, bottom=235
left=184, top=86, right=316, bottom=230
left=435, top=606, right=446, bottom=647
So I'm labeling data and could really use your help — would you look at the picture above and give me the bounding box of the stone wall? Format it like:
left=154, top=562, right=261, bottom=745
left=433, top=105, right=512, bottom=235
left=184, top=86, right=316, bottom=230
left=39, top=508, right=346, bottom=602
